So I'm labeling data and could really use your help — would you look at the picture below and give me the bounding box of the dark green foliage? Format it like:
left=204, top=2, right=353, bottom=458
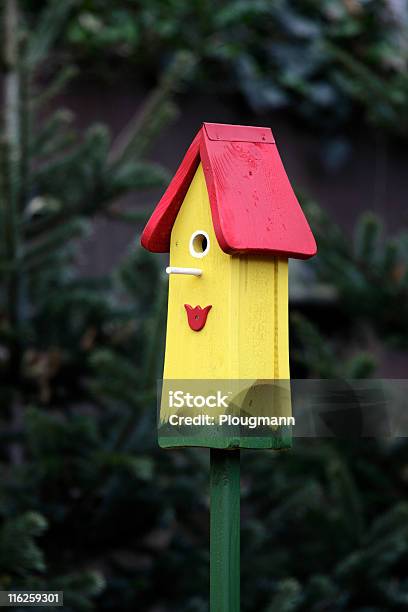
left=0, top=512, right=48, bottom=575
left=23, top=0, right=408, bottom=140
left=241, top=441, right=408, bottom=611
left=1, top=2, right=408, bottom=611
left=304, top=204, right=408, bottom=346
left=0, top=2, right=194, bottom=609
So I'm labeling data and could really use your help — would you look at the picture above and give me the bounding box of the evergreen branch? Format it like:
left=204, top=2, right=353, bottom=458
left=22, top=199, right=97, bottom=241
left=63, top=275, right=167, bottom=522
left=22, top=218, right=89, bottom=265
left=29, top=109, right=75, bottom=159
left=0, top=512, right=48, bottom=575
left=305, top=201, right=408, bottom=340
left=140, top=275, right=167, bottom=388
left=88, top=349, right=143, bottom=398
left=108, top=50, right=196, bottom=165
left=106, top=160, right=170, bottom=194
left=31, top=65, right=78, bottom=109
left=22, top=159, right=166, bottom=241
left=24, top=0, right=76, bottom=69
left=325, top=42, right=408, bottom=130
left=23, top=249, right=73, bottom=275
left=107, top=275, right=167, bottom=456
left=265, top=579, right=301, bottom=612
left=103, top=206, right=152, bottom=225
left=354, top=213, right=381, bottom=264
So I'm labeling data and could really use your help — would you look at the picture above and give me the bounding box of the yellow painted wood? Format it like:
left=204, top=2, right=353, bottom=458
left=161, top=163, right=290, bottom=424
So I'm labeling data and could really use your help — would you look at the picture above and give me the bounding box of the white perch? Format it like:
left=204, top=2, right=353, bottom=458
left=166, top=266, right=202, bottom=277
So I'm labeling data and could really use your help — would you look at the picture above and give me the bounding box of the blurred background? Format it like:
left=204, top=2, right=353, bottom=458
left=1, top=1, right=408, bottom=610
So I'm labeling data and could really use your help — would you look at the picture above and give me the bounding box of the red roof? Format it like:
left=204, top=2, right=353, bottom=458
left=141, top=123, right=317, bottom=259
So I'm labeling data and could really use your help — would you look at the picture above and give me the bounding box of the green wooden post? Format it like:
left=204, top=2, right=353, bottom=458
left=210, top=449, right=240, bottom=612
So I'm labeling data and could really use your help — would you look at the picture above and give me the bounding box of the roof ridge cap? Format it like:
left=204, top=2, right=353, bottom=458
left=203, top=122, right=274, bottom=144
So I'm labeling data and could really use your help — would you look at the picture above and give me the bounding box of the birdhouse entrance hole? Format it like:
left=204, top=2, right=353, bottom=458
left=190, top=230, right=210, bottom=258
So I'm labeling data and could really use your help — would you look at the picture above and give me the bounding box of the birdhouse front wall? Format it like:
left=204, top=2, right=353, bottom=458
left=160, top=164, right=291, bottom=448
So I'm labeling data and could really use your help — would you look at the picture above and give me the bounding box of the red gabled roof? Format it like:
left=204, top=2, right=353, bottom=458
left=141, top=122, right=317, bottom=259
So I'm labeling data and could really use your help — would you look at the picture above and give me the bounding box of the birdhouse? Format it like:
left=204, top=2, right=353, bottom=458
left=141, top=122, right=316, bottom=450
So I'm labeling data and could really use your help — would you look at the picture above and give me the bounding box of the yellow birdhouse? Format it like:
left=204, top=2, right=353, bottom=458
left=141, top=122, right=316, bottom=450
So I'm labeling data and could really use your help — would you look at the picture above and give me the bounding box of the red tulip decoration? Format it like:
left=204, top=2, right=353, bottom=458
left=184, top=304, right=212, bottom=331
